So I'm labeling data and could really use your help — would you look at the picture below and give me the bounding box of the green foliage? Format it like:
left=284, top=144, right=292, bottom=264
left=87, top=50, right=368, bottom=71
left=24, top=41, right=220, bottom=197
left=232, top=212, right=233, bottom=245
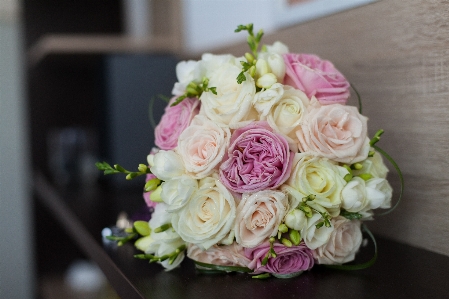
left=95, top=161, right=151, bottom=180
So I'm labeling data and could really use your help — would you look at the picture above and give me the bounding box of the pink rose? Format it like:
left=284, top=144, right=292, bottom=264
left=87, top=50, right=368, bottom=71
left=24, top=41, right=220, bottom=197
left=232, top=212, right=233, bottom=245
left=143, top=173, right=158, bottom=209
left=283, top=53, right=350, bottom=105
left=245, top=242, right=314, bottom=275
left=154, top=97, right=200, bottom=150
left=187, top=242, right=251, bottom=268
left=313, top=216, right=363, bottom=265
left=219, top=121, right=293, bottom=193
left=296, top=102, right=370, bottom=164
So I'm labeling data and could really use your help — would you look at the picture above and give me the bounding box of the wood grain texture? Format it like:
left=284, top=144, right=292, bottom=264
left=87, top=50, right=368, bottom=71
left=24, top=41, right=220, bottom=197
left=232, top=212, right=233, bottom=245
left=220, top=0, right=449, bottom=256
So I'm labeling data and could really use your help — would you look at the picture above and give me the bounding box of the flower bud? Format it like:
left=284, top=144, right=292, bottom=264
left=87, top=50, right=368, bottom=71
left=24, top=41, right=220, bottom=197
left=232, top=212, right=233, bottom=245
left=134, top=221, right=151, bottom=236
left=145, top=177, right=161, bottom=192
left=255, top=59, right=269, bottom=77
left=138, top=164, right=148, bottom=173
left=285, top=209, right=307, bottom=230
left=256, top=73, right=277, bottom=89
left=266, top=53, right=286, bottom=82
left=149, top=185, right=163, bottom=202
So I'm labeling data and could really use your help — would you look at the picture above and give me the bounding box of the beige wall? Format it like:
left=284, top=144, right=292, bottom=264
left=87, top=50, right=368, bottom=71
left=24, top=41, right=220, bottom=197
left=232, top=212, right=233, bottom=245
left=221, top=0, right=449, bottom=257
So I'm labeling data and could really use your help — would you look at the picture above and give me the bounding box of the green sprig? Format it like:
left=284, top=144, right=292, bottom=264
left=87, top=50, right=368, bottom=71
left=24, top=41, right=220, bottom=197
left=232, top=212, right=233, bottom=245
left=135, top=244, right=187, bottom=265
left=171, top=77, right=216, bottom=106
left=95, top=161, right=151, bottom=180
left=235, top=23, right=264, bottom=84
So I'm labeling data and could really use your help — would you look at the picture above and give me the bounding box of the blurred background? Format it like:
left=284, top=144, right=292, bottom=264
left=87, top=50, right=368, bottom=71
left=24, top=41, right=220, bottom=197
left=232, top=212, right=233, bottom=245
left=2, top=0, right=448, bottom=298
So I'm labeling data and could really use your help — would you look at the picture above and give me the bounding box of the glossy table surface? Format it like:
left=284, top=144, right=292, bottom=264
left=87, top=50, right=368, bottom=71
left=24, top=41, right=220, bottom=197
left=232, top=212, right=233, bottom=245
left=35, top=173, right=449, bottom=299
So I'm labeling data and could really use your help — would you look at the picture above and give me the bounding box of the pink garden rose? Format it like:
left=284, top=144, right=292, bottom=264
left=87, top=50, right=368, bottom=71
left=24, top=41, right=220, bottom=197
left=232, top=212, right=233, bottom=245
left=187, top=242, right=251, bottom=268
left=296, top=101, right=370, bottom=164
left=283, top=53, right=350, bottom=105
left=154, top=97, right=200, bottom=150
left=245, top=242, right=314, bottom=275
left=219, top=121, right=293, bottom=193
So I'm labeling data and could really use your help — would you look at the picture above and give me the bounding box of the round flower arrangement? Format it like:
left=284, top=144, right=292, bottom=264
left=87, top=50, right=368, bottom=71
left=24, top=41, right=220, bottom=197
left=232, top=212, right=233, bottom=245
left=97, top=24, right=401, bottom=279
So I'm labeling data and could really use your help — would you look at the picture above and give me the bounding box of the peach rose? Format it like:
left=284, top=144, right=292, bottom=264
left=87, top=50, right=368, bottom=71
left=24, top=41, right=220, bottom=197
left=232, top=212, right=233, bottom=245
left=313, top=216, right=362, bottom=264
left=296, top=101, right=370, bottom=164
left=234, top=190, right=288, bottom=248
left=187, top=242, right=251, bottom=268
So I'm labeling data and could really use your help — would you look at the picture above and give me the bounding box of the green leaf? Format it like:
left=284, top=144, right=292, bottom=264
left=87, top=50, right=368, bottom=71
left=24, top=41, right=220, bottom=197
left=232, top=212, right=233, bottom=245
left=194, top=261, right=252, bottom=273
left=340, top=210, right=363, bottom=220
left=171, top=95, right=187, bottom=107
left=236, top=71, right=247, bottom=84
left=114, top=164, right=126, bottom=173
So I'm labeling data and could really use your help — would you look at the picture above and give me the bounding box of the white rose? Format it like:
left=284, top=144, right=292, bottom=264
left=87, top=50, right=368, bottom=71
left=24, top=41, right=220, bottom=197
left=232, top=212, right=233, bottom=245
left=171, top=177, right=236, bottom=250
left=284, top=209, right=308, bottom=231
left=176, top=115, right=230, bottom=179
left=341, top=177, right=369, bottom=213
left=172, top=60, right=201, bottom=96
left=301, top=213, right=334, bottom=250
left=263, top=86, right=310, bottom=152
left=284, top=153, right=347, bottom=217
left=313, top=216, right=362, bottom=264
left=353, top=151, right=389, bottom=179
left=160, top=175, right=198, bottom=212
left=366, top=178, right=392, bottom=209
left=252, top=83, right=284, bottom=117
left=150, top=150, right=185, bottom=181
left=200, top=53, right=240, bottom=78
left=234, top=190, right=288, bottom=248
left=200, top=63, right=256, bottom=126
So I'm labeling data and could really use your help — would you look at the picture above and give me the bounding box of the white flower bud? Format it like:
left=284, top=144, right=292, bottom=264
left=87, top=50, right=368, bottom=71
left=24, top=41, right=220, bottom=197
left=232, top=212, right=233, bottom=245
left=341, top=177, right=368, bottom=212
left=150, top=150, right=185, bottom=181
left=255, top=59, right=270, bottom=77
left=256, top=73, right=278, bottom=89
left=266, top=53, right=286, bottom=82
left=284, top=209, right=307, bottom=231
left=366, top=178, right=393, bottom=209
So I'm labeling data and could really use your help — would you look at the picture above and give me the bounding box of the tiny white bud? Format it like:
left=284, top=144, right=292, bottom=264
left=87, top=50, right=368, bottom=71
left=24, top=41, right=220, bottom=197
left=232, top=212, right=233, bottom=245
left=255, top=59, right=270, bottom=77
left=256, top=73, right=277, bottom=89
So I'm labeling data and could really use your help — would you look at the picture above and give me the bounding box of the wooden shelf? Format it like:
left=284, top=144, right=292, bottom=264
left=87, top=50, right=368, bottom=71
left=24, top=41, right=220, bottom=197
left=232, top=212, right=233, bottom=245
left=27, top=34, right=183, bottom=66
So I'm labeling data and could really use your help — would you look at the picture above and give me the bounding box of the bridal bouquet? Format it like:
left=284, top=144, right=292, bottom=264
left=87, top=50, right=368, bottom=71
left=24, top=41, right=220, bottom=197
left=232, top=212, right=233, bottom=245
left=97, top=24, right=401, bottom=279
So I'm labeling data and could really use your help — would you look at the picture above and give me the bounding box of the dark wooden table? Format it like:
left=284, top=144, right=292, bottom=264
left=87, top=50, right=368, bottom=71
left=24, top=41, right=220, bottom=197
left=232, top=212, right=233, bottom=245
left=35, top=173, right=449, bottom=299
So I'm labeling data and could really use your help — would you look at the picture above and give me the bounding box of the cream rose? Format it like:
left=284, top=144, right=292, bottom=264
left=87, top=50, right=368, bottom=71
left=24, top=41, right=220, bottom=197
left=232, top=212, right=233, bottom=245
left=200, top=63, right=257, bottom=126
left=176, top=115, right=230, bottom=179
left=171, top=177, right=236, bottom=250
left=283, top=153, right=347, bottom=217
left=263, top=86, right=310, bottom=152
left=160, top=175, right=198, bottom=212
left=234, top=190, right=288, bottom=248
left=296, top=101, right=370, bottom=164
left=301, top=213, right=334, bottom=250
left=187, top=242, right=251, bottom=268
left=313, top=216, right=362, bottom=264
